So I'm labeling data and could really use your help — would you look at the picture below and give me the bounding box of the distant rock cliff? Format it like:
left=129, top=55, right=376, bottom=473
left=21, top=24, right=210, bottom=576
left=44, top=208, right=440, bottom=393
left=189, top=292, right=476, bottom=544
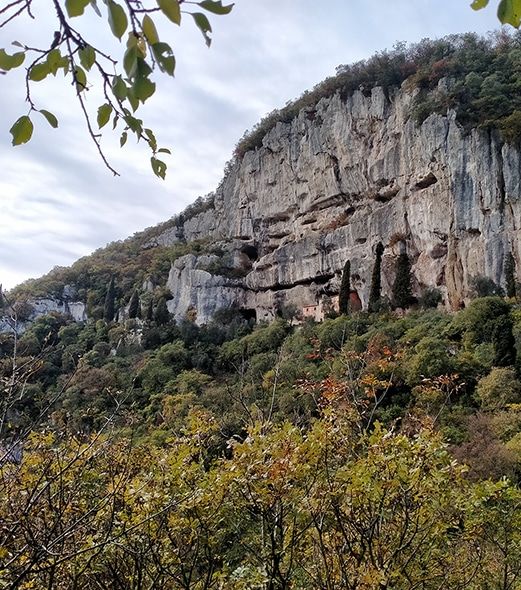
left=6, top=80, right=521, bottom=329
left=152, top=83, right=521, bottom=323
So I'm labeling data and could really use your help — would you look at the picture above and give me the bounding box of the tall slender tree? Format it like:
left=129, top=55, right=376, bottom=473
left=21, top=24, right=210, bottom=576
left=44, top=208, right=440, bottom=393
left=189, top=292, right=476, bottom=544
left=128, top=290, right=140, bottom=319
left=103, top=276, right=115, bottom=323
left=339, top=260, right=351, bottom=315
left=493, top=315, right=517, bottom=367
left=146, top=299, right=154, bottom=322
left=505, top=251, right=517, bottom=299
left=392, top=249, right=413, bottom=309
left=154, top=297, right=170, bottom=326
left=368, top=243, right=384, bottom=312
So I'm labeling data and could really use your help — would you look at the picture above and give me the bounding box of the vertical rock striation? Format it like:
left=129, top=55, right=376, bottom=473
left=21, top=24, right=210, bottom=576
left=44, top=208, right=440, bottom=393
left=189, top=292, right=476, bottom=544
left=157, top=84, right=521, bottom=322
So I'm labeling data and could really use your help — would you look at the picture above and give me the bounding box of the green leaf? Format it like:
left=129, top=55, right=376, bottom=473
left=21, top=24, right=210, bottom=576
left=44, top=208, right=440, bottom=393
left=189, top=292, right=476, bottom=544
left=11, top=41, right=24, bottom=48
left=65, top=0, right=90, bottom=17
left=10, top=115, right=33, bottom=146
left=29, top=62, right=50, bottom=82
left=151, top=42, right=175, bottom=75
left=191, top=12, right=212, bottom=46
left=198, top=0, right=234, bottom=15
left=157, top=147, right=171, bottom=154
left=0, top=48, right=25, bottom=71
left=120, top=131, right=128, bottom=147
left=126, top=88, right=140, bottom=112
left=97, top=103, right=113, bottom=128
left=498, top=0, right=521, bottom=26
left=124, top=113, right=143, bottom=134
left=79, top=45, right=96, bottom=70
left=107, top=0, right=128, bottom=39
left=142, top=15, right=160, bottom=44
left=151, top=156, right=167, bottom=179
left=123, top=46, right=138, bottom=78
left=39, top=109, right=58, bottom=128
left=74, top=66, right=87, bottom=91
left=133, top=73, right=156, bottom=103
left=112, top=75, right=127, bottom=100
left=157, top=0, right=181, bottom=25
left=47, top=48, right=68, bottom=75
left=144, top=127, right=157, bottom=151
left=470, top=0, right=489, bottom=8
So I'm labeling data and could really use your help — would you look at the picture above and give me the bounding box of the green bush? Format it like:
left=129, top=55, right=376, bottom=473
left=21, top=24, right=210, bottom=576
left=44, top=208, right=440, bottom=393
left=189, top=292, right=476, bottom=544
left=405, top=337, right=455, bottom=386
left=475, top=367, right=521, bottom=410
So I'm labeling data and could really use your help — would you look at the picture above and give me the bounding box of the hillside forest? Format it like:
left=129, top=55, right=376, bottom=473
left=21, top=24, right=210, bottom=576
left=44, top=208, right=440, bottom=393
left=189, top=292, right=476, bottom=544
left=2, top=31, right=521, bottom=589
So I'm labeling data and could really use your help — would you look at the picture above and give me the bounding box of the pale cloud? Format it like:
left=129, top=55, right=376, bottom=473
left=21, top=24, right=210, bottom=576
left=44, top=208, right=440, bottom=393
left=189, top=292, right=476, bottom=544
left=0, top=0, right=499, bottom=289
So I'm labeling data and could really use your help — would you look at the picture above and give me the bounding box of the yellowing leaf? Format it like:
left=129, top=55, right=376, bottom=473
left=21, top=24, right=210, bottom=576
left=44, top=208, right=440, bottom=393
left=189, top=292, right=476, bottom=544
left=10, top=115, right=33, bottom=145
left=470, top=0, right=489, bottom=8
left=0, top=48, right=25, bottom=71
left=157, top=0, right=181, bottom=25
left=65, top=0, right=90, bottom=17
left=29, top=62, right=50, bottom=81
left=74, top=66, right=87, bottom=91
left=142, top=15, right=159, bottom=44
left=97, top=103, right=113, bottom=128
left=107, top=0, right=128, bottom=39
left=497, top=0, right=521, bottom=26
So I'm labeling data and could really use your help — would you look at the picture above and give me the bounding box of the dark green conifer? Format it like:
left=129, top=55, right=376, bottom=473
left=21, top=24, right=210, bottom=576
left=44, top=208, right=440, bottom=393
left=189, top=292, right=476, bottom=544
left=368, top=243, right=384, bottom=312
left=505, top=251, right=516, bottom=299
left=339, top=260, right=351, bottom=315
left=154, top=297, right=170, bottom=325
left=128, top=290, right=140, bottom=319
left=493, top=315, right=517, bottom=367
left=103, top=276, right=115, bottom=322
left=392, top=250, right=413, bottom=309
left=146, top=299, right=153, bottom=322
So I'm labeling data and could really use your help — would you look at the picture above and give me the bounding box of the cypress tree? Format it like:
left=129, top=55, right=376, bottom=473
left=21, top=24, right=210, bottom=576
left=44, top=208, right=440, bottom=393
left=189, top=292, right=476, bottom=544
left=146, top=299, right=154, bottom=322
left=103, top=276, right=115, bottom=322
left=339, top=260, right=351, bottom=315
left=392, top=250, right=413, bottom=309
left=505, top=251, right=516, bottom=299
left=154, top=297, right=170, bottom=325
left=368, top=243, right=384, bottom=312
left=493, top=315, right=517, bottom=367
left=128, top=290, right=140, bottom=319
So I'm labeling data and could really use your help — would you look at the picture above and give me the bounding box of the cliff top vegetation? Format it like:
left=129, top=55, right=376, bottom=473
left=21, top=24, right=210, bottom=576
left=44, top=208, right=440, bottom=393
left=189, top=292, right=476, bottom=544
left=234, top=31, right=521, bottom=156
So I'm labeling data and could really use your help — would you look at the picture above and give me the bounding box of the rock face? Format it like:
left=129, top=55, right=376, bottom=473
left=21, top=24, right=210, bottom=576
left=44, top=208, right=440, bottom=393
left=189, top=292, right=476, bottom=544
left=0, top=296, right=87, bottom=334
left=153, top=84, right=520, bottom=322
left=6, top=82, right=519, bottom=329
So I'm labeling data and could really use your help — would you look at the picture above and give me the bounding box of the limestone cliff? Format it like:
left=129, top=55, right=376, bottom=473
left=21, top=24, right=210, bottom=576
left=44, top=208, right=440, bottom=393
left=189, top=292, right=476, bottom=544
left=156, top=83, right=520, bottom=323
left=5, top=78, right=521, bottom=329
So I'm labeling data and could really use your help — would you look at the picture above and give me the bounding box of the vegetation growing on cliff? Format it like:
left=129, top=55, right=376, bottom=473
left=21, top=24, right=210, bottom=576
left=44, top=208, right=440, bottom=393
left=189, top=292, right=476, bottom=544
left=8, top=237, right=216, bottom=320
left=234, top=31, right=521, bottom=158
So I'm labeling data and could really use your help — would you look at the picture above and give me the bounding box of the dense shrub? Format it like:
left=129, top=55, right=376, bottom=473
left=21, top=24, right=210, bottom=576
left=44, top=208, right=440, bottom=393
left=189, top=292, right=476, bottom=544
left=470, top=275, right=504, bottom=298
left=475, top=367, right=521, bottom=409
left=418, top=287, right=443, bottom=309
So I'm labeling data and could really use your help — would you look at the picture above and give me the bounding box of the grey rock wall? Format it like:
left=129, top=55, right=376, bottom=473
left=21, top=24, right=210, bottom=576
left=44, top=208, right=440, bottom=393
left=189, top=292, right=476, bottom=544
left=156, top=83, right=521, bottom=322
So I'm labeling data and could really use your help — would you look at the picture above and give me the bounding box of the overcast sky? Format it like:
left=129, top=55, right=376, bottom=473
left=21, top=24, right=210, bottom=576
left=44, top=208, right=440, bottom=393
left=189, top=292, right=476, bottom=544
left=0, top=1, right=500, bottom=290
